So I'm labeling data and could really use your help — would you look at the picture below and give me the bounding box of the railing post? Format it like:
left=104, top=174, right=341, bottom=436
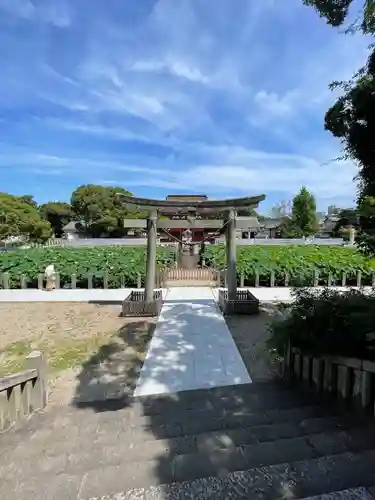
left=55, top=272, right=60, bottom=289
left=87, top=273, right=93, bottom=289
left=20, top=381, right=31, bottom=417
left=312, top=358, right=324, bottom=392
left=71, top=274, right=77, bottom=289
left=342, top=271, right=347, bottom=287
left=270, top=270, right=275, bottom=288
left=284, top=271, right=289, bottom=287
left=38, top=273, right=44, bottom=290
left=137, top=274, right=142, bottom=289
left=294, top=352, right=302, bottom=379
left=26, top=351, right=47, bottom=410
left=372, top=271, right=375, bottom=288
left=302, top=356, right=312, bottom=386
left=7, top=385, right=18, bottom=425
left=323, top=359, right=335, bottom=394
left=103, top=271, right=109, bottom=289
left=283, top=341, right=292, bottom=378
left=254, top=269, right=259, bottom=288
left=327, top=272, right=333, bottom=287
left=240, top=272, right=244, bottom=288
left=361, top=370, right=372, bottom=409
left=2, top=272, right=9, bottom=289
left=337, top=365, right=351, bottom=400
left=20, top=274, right=27, bottom=289
left=313, top=269, right=319, bottom=287
left=356, top=270, right=362, bottom=288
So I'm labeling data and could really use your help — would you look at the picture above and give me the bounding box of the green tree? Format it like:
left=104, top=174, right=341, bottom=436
left=20, top=194, right=38, bottom=209
left=39, top=202, right=73, bottom=238
left=278, top=216, right=299, bottom=238
left=303, top=1, right=375, bottom=253
left=0, top=192, right=51, bottom=243
left=303, top=0, right=375, bottom=34
left=71, top=185, right=134, bottom=237
left=291, top=187, right=318, bottom=237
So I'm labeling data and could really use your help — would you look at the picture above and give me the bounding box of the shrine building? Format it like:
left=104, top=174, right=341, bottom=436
left=160, top=194, right=260, bottom=242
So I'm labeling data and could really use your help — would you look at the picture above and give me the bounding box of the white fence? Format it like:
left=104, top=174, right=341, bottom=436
left=3, top=237, right=349, bottom=250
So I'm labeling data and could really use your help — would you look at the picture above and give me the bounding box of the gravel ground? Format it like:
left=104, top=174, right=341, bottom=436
left=0, top=303, right=156, bottom=406
left=0, top=302, right=125, bottom=349
left=0, top=300, right=281, bottom=407
left=225, top=303, right=282, bottom=382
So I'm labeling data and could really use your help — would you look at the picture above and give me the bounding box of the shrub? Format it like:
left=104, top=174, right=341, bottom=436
left=267, top=288, right=375, bottom=360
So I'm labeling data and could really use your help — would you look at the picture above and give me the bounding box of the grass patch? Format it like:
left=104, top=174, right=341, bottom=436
left=0, top=330, right=117, bottom=377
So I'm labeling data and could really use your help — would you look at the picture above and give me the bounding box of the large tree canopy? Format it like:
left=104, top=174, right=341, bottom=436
left=71, top=185, right=135, bottom=238
left=304, top=0, right=375, bottom=253
left=0, top=193, right=52, bottom=243
left=303, top=0, right=375, bottom=34
left=39, top=202, right=73, bottom=238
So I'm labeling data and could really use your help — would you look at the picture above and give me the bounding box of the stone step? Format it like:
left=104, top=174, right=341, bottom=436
left=166, top=280, right=216, bottom=287
left=71, top=384, right=316, bottom=427
left=79, top=450, right=375, bottom=500
left=300, top=486, right=375, bottom=500
left=13, top=404, right=333, bottom=457
left=8, top=424, right=375, bottom=493
left=6, top=411, right=361, bottom=470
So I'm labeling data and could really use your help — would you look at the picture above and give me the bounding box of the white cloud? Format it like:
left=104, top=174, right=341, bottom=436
left=132, top=59, right=210, bottom=84
left=112, top=146, right=357, bottom=208
left=0, top=0, right=71, bottom=26
left=45, top=119, right=174, bottom=146
left=254, top=90, right=299, bottom=117
left=0, top=0, right=368, bottom=210
left=170, top=61, right=209, bottom=83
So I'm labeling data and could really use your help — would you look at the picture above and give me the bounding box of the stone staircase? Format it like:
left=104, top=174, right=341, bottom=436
left=2, top=381, right=375, bottom=499
left=162, top=267, right=217, bottom=287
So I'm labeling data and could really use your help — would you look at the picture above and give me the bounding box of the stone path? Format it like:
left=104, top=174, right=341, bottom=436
left=0, top=288, right=136, bottom=302
left=0, top=286, right=371, bottom=303
left=134, top=287, right=251, bottom=396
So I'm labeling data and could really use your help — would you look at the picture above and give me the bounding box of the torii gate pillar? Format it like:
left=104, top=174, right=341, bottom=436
left=226, top=208, right=237, bottom=301
left=145, top=209, right=157, bottom=302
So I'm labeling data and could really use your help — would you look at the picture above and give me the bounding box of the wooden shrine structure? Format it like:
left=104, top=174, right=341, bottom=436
left=118, top=194, right=265, bottom=313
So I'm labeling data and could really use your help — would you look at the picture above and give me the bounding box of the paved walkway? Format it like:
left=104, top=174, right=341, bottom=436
left=134, top=287, right=251, bottom=396
left=0, top=288, right=167, bottom=302
left=0, top=286, right=370, bottom=303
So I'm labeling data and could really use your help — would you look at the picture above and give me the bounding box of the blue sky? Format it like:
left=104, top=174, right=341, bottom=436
left=0, top=0, right=370, bottom=213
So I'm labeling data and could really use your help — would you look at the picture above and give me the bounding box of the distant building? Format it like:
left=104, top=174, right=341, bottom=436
left=63, top=221, right=81, bottom=240
left=256, top=218, right=282, bottom=238
left=162, top=194, right=259, bottom=242
left=317, top=211, right=341, bottom=238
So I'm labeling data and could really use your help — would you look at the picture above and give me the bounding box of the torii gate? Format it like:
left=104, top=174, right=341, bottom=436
left=118, top=194, right=266, bottom=301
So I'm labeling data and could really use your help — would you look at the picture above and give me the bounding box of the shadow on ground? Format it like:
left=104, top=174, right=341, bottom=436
left=3, top=299, right=375, bottom=499
left=68, top=299, right=306, bottom=497
left=225, top=302, right=283, bottom=381
left=73, top=320, right=156, bottom=407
